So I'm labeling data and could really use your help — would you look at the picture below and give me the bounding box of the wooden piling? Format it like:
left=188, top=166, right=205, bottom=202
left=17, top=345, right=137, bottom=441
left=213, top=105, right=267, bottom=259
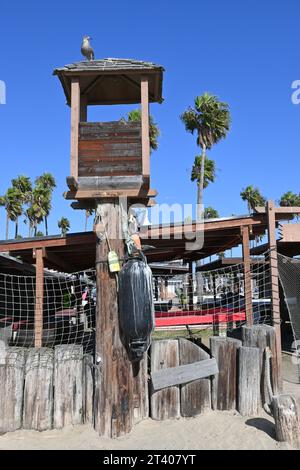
left=210, top=337, right=241, bottom=410
left=83, top=354, right=94, bottom=424
left=267, top=200, right=283, bottom=391
left=238, top=346, right=260, bottom=416
left=0, top=347, right=26, bottom=432
left=272, top=394, right=300, bottom=448
left=150, top=339, right=180, bottom=420
left=179, top=338, right=211, bottom=416
left=53, top=345, right=84, bottom=429
left=94, top=200, right=134, bottom=438
left=242, top=325, right=279, bottom=401
left=132, top=355, right=149, bottom=425
left=23, top=348, right=54, bottom=431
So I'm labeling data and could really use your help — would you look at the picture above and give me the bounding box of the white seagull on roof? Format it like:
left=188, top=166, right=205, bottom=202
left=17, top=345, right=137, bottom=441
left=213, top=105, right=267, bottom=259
left=81, top=36, right=94, bottom=61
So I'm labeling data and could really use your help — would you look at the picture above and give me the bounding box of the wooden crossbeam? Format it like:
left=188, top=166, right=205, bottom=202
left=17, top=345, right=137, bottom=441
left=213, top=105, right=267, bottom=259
left=64, top=188, right=157, bottom=200
left=151, top=358, right=218, bottom=391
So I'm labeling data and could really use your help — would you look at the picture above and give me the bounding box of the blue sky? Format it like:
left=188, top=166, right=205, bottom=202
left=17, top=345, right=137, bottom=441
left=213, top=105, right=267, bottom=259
left=0, top=0, right=299, bottom=239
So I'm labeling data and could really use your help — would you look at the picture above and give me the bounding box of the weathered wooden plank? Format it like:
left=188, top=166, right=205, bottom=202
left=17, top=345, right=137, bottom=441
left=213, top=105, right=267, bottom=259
left=151, top=358, right=217, bottom=391
left=132, top=355, right=149, bottom=425
left=238, top=346, right=260, bottom=416
left=0, top=347, right=26, bottom=432
left=79, top=142, right=142, bottom=153
left=76, top=175, right=144, bottom=190
left=210, top=337, right=242, bottom=410
left=272, top=394, right=300, bottom=448
left=79, top=121, right=141, bottom=140
left=79, top=162, right=141, bottom=176
left=179, top=338, right=211, bottom=417
left=53, top=345, right=84, bottom=429
left=23, top=348, right=54, bottom=431
left=83, top=354, right=93, bottom=424
left=242, top=325, right=278, bottom=402
left=150, top=340, right=180, bottom=420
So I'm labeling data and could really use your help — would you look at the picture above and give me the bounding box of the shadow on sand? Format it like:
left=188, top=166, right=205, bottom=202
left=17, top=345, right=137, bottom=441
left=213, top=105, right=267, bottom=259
left=245, top=417, right=276, bottom=439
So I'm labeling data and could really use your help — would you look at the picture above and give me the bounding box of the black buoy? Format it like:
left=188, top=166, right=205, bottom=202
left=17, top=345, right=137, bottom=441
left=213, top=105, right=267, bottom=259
left=118, top=253, right=154, bottom=361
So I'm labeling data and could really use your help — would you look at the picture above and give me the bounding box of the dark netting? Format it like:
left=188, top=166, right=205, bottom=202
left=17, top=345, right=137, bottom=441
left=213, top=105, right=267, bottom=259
left=278, top=253, right=300, bottom=340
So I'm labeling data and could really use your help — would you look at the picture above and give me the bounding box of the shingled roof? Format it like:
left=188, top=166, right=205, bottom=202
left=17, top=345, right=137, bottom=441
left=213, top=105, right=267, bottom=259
left=53, top=58, right=164, bottom=105
left=53, top=58, right=164, bottom=74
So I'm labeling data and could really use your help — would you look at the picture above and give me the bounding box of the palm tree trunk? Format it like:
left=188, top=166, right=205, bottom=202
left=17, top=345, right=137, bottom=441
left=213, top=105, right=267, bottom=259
left=196, top=142, right=206, bottom=306
left=45, top=217, right=48, bottom=236
left=15, top=218, right=18, bottom=238
left=197, top=144, right=206, bottom=221
left=6, top=214, right=9, bottom=240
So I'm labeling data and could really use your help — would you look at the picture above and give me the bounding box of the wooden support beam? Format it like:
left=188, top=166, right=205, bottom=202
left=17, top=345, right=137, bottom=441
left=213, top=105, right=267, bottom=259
left=34, top=248, right=44, bottom=348
left=81, top=75, right=104, bottom=95
left=255, top=206, right=300, bottom=215
left=94, top=200, right=134, bottom=438
left=65, top=188, right=157, bottom=200
left=241, top=225, right=253, bottom=326
left=267, top=200, right=283, bottom=391
left=141, top=76, right=150, bottom=177
left=188, top=261, right=194, bottom=311
left=70, top=78, right=80, bottom=179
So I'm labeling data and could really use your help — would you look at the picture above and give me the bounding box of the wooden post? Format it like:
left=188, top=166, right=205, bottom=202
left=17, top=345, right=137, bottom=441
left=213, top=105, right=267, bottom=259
left=23, top=348, right=54, bottom=431
left=150, top=339, right=180, bottom=420
left=241, top=225, right=253, bottom=326
left=242, top=325, right=279, bottom=401
left=70, top=77, right=80, bottom=179
left=210, top=337, right=242, bottom=410
left=34, top=247, right=44, bottom=348
left=272, top=394, right=300, bottom=448
left=141, top=76, right=150, bottom=178
left=267, top=200, right=283, bottom=391
left=188, top=261, right=194, bottom=311
left=238, top=346, right=260, bottom=416
left=0, top=347, right=26, bottom=433
left=54, top=345, right=84, bottom=429
left=94, top=200, right=134, bottom=438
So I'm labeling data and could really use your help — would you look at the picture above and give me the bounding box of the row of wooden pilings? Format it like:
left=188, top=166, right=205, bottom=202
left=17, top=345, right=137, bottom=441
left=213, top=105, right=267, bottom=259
left=150, top=325, right=280, bottom=419
left=0, top=325, right=298, bottom=447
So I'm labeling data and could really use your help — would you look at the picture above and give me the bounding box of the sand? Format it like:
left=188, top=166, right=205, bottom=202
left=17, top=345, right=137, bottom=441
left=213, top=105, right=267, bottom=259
left=0, top=381, right=298, bottom=450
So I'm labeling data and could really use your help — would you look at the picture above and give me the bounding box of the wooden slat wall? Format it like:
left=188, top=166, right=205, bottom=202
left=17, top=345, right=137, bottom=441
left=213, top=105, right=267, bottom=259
left=78, top=121, right=142, bottom=177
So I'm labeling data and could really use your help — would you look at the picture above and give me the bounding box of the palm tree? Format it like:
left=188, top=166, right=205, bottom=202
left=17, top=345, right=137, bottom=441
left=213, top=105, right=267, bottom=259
left=279, top=191, right=300, bottom=207
left=126, top=109, right=160, bottom=152
left=0, top=188, right=23, bottom=239
left=11, top=175, right=32, bottom=237
left=26, top=186, right=48, bottom=237
left=85, top=208, right=94, bottom=231
left=240, top=185, right=266, bottom=213
left=35, top=173, right=56, bottom=235
left=58, top=217, right=70, bottom=237
left=180, top=93, right=230, bottom=220
left=191, top=156, right=216, bottom=189
left=204, top=206, right=219, bottom=219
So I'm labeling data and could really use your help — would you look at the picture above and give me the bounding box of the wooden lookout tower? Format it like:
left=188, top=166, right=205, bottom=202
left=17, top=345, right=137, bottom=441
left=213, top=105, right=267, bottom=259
left=54, top=58, right=164, bottom=438
left=53, top=58, right=164, bottom=207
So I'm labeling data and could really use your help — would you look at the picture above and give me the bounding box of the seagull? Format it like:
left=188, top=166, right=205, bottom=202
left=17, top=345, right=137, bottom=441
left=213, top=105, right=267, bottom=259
left=81, top=36, right=94, bottom=61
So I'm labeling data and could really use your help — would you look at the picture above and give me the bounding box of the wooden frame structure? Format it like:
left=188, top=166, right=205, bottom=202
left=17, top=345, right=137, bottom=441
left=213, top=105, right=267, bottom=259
left=53, top=59, right=164, bottom=205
